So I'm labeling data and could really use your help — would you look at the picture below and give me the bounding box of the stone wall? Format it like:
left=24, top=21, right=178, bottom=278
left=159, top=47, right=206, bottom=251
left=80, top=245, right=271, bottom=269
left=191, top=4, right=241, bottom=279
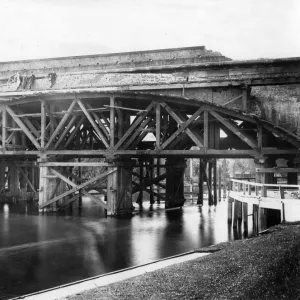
left=251, top=84, right=300, bottom=136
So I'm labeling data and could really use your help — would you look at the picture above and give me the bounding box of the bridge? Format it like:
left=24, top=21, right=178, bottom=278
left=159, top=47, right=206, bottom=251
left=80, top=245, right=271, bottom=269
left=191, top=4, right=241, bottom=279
left=0, top=46, right=300, bottom=216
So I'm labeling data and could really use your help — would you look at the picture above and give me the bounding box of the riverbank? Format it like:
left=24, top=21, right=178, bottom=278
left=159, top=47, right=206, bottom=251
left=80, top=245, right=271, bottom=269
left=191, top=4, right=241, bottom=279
left=60, top=223, right=300, bottom=300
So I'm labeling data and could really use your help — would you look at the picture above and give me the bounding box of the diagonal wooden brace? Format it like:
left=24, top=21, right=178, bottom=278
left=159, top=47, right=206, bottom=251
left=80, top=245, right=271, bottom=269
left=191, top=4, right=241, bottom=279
left=39, top=168, right=116, bottom=209
left=6, top=106, right=41, bottom=149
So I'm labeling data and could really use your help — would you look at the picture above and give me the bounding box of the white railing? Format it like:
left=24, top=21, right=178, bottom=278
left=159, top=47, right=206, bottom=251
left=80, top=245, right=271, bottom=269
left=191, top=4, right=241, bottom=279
left=230, top=179, right=300, bottom=200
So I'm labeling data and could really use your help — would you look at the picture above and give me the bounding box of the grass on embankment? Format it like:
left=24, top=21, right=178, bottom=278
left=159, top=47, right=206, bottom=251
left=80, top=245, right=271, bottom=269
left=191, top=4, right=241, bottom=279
left=64, top=223, right=300, bottom=300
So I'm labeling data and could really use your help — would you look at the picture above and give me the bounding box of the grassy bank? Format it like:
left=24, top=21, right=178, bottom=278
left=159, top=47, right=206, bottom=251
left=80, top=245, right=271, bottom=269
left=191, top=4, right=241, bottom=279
left=63, top=223, right=300, bottom=300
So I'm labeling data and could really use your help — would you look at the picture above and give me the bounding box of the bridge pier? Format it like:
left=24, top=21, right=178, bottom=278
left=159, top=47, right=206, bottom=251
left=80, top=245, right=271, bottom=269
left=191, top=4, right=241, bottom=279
left=38, top=157, right=66, bottom=212
left=165, top=157, right=186, bottom=209
left=106, top=159, right=135, bottom=216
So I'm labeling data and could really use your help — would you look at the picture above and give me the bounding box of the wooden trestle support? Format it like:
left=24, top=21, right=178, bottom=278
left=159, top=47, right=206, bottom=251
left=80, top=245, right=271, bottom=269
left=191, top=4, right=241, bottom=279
left=0, top=92, right=300, bottom=215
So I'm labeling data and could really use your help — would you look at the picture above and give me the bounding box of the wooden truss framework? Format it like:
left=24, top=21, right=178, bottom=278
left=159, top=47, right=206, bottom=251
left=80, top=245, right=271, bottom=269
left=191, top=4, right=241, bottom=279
left=0, top=92, right=299, bottom=210
left=0, top=93, right=298, bottom=159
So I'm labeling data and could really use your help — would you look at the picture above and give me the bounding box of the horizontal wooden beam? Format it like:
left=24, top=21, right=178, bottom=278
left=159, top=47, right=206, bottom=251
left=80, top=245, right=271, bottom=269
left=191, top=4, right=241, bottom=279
left=256, top=168, right=300, bottom=173
left=39, top=162, right=111, bottom=167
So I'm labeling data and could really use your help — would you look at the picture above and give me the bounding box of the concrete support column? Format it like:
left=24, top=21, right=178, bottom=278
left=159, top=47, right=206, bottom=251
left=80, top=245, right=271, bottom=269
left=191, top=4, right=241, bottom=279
left=165, top=157, right=186, bottom=209
left=107, top=159, right=135, bottom=216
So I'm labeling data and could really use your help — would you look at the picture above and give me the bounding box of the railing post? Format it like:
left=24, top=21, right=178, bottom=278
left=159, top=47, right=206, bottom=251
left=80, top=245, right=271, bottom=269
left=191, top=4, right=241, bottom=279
left=248, top=184, right=251, bottom=195
left=281, top=201, right=286, bottom=223
left=243, top=183, right=246, bottom=195
left=262, top=185, right=267, bottom=197
left=279, top=186, right=285, bottom=199
left=255, top=185, right=259, bottom=196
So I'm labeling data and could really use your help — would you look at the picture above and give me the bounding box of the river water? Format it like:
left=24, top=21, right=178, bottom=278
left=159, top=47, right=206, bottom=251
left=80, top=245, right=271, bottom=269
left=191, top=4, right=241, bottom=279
left=0, top=198, right=254, bottom=300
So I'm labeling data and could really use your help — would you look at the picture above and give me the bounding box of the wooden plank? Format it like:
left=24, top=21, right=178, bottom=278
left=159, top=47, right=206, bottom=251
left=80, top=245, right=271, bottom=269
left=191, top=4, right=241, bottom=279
left=45, top=99, right=77, bottom=148
left=39, top=168, right=115, bottom=208
left=54, top=115, right=77, bottom=149
left=77, top=99, right=109, bottom=148
left=113, top=101, right=154, bottom=150
left=210, top=110, right=258, bottom=150
left=5, top=106, right=41, bottom=149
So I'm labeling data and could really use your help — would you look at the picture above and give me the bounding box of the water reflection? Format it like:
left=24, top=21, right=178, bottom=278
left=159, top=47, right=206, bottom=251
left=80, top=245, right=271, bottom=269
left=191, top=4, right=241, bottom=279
left=0, top=199, right=252, bottom=299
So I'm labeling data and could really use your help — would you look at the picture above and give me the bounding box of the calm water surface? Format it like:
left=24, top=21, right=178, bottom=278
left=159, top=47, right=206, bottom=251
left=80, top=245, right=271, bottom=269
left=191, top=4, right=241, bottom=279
left=0, top=198, right=252, bottom=299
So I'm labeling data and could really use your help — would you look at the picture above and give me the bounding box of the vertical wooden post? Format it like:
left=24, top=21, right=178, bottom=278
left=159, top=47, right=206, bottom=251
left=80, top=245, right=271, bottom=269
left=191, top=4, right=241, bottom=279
left=213, top=159, right=217, bottom=205
left=281, top=202, right=286, bottom=223
left=233, top=200, right=238, bottom=227
left=116, top=100, right=124, bottom=140
left=41, top=100, right=46, bottom=148
left=242, top=86, right=250, bottom=111
left=258, top=125, right=263, bottom=149
left=2, top=107, right=7, bottom=154
left=208, top=161, right=213, bottom=205
left=78, top=158, right=82, bottom=208
left=156, top=103, right=161, bottom=148
left=110, top=96, right=115, bottom=147
left=137, top=158, right=143, bottom=205
left=165, top=157, right=186, bottom=209
left=148, top=159, right=154, bottom=205
left=279, top=186, right=285, bottom=199
left=233, top=200, right=242, bottom=227
left=253, top=204, right=259, bottom=235
left=243, top=202, right=248, bottom=234
left=0, top=161, right=5, bottom=198
left=197, top=159, right=204, bottom=206
left=38, top=156, right=48, bottom=212
left=218, top=166, right=222, bottom=201
left=222, top=159, right=227, bottom=199
left=228, top=198, right=233, bottom=225
left=157, top=158, right=161, bottom=204
left=204, top=110, right=209, bottom=148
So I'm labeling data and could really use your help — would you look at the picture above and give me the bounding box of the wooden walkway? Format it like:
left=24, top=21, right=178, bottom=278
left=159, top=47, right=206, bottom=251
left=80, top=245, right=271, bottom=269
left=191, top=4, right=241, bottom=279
left=229, top=179, right=300, bottom=226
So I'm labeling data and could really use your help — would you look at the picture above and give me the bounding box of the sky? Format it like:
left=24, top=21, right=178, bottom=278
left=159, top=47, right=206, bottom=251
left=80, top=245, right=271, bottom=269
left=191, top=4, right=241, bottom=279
left=0, top=0, right=299, bottom=62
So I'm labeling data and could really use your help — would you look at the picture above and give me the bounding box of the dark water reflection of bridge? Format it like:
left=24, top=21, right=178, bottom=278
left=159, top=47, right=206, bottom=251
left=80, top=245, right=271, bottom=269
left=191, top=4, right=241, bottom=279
left=0, top=198, right=263, bottom=300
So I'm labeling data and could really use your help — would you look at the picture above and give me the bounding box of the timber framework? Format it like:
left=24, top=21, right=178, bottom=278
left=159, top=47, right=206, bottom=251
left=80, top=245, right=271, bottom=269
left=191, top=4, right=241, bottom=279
left=0, top=46, right=300, bottom=215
